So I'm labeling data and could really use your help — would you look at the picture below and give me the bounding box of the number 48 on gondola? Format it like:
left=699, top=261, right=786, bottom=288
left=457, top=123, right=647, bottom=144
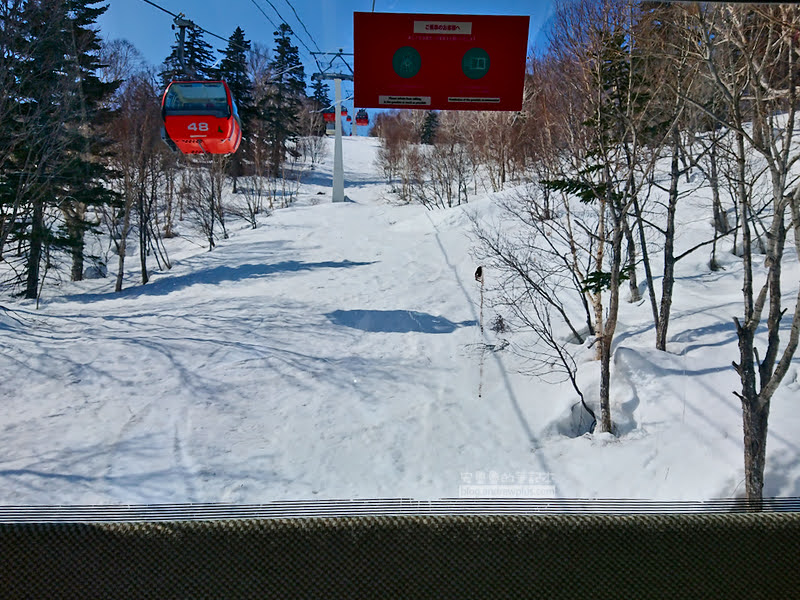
left=161, top=80, right=242, bottom=155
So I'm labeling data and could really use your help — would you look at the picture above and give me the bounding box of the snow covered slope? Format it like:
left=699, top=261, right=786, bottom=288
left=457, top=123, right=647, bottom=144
left=1, top=136, right=798, bottom=504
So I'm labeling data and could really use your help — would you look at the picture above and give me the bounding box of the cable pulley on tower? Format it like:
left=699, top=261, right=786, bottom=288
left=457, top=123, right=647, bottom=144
left=160, top=14, right=242, bottom=155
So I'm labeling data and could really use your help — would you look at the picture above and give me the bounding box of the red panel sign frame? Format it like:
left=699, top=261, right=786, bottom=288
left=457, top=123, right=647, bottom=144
left=354, top=12, right=529, bottom=112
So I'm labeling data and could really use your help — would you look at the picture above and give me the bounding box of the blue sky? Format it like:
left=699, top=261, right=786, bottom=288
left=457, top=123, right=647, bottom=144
left=97, top=0, right=557, bottom=72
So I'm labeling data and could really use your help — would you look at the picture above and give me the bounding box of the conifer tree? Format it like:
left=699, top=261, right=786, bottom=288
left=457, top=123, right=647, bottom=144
left=11, top=0, right=119, bottom=297
left=0, top=0, right=26, bottom=262
left=160, top=24, right=216, bottom=86
left=309, top=78, right=331, bottom=137
left=310, top=78, right=331, bottom=109
left=420, top=111, right=439, bottom=145
left=218, top=27, right=253, bottom=188
left=218, top=27, right=253, bottom=115
left=262, top=23, right=306, bottom=176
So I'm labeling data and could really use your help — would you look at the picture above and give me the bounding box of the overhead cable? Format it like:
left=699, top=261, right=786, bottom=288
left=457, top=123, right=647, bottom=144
left=252, top=0, right=322, bottom=71
left=281, top=0, right=322, bottom=53
left=139, top=0, right=251, bottom=55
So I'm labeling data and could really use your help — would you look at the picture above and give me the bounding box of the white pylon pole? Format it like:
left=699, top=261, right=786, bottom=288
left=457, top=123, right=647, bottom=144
left=333, top=78, right=344, bottom=203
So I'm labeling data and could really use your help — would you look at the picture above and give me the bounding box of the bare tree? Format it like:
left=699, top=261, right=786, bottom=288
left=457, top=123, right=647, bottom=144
left=211, top=155, right=229, bottom=240
left=298, top=133, right=327, bottom=167
left=373, top=111, right=417, bottom=191
left=689, top=4, right=800, bottom=504
left=628, top=2, right=709, bottom=350
left=232, top=135, right=271, bottom=228
left=471, top=187, right=597, bottom=432
left=539, top=0, right=666, bottom=432
left=98, top=38, right=147, bottom=104
left=104, top=67, right=165, bottom=291
left=183, top=156, right=228, bottom=252
left=426, top=113, right=472, bottom=208
left=462, top=110, right=528, bottom=192
left=297, top=98, right=327, bottom=166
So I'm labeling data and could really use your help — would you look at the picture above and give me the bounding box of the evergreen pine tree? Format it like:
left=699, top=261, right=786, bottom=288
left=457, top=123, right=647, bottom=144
left=262, top=23, right=306, bottom=176
left=218, top=27, right=253, bottom=114
left=420, top=111, right=439, bottom=145
left=218, top=27, right=253, bottom=189
left=309, top=78, right=331, bottom=136
left=160, top=24, right=216, bottom=86
left=311, top=78, right=331, bottom=109
left=60, top=0, right=121, bottom=283
left=13, top=0, right=120, bottom=297
left=0, top=1, right=26, bottom=261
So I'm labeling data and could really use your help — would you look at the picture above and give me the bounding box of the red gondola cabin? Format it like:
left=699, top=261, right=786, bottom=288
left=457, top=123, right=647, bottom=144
left=161, top=81, right=242, bottom=155
left=322, top=107, right=348, bottom=124
left=355, top=109, right=369, bottom=127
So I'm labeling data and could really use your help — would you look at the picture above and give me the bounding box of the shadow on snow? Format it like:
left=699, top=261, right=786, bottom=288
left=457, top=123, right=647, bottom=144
left=326, top=309, right=477, bottom=334
left=64, top=260, right=375, bottom=302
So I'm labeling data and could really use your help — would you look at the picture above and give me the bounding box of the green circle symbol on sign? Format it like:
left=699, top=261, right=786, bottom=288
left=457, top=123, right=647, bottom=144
left=392, top=46, right=421, bottom=79
left=462, top=48, right=490, bottom=80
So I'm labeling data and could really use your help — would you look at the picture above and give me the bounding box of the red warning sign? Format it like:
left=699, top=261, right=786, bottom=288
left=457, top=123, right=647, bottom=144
left=354, top=12, right=529, bottom=111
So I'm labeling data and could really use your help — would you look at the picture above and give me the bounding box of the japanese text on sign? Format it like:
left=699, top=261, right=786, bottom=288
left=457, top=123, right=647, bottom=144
left=413, top=21, right=473, bottom=35
left=354, top=12, right=529, bottom=111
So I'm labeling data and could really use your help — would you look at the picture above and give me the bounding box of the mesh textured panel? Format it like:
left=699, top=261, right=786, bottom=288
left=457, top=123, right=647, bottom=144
left=2, top=514, right=799, bottom=599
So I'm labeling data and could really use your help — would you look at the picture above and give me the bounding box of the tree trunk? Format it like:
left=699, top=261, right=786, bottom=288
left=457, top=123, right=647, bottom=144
left=115, top=234, right=127, bottom=293
left=735, top=206, right=785, bottom=506
left=598, top=331, right=614, bottom=433
left=164, top=169, right=174, bottom=238
left=213, top=157, right=229, bottom=240
left=709, top=143, right=728, bottom=234
left=66, top=208, right=85, bottom=282
left=138, top=190, right=148, bottom=285
left=656, top=130, right=680, bottom=351
left=207, top=189, right=216, bottom=251
left=633, top=194, right=660, bottom=333
left=761, top=204, right=786, bottom=385
left=735, top=310, right=765, bottom=504
left=591, top=196, right=606, bottom=362
left=595, top=148, right=626, bottom=434
left=741, top=397, right=769, bottom=507
left=599, top=220, right=625, bottom=434
left=732, top=119, right=762, bottom=502
left=623, top=213, right=639, bottom=302
left=709, top=141, right=726, bottom=271
left=24, top=198, right=44, bottom=299
left=69, top=229, right=84, bottom=282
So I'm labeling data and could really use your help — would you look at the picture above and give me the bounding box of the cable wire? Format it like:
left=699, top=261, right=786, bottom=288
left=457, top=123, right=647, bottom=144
left=138, top=0, right=251, bottom=55
left=251, top=0, right=322, bottom=71
left=140, top=0, right=178, bottom=18
left=281, top=0, right=322, bottom=53
left=141, top=0, right=343, bottom=79
left=248, top=0, right=280, bottom=31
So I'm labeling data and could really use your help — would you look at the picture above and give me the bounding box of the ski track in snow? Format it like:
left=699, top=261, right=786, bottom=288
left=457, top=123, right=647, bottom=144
left=1, top=136, right=799, bottom=503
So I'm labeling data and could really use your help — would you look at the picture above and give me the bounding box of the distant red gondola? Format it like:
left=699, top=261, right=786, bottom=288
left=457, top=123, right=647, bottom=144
left=355, top=109, right=369, bottom=126
left=161, top=80, right=242, bottom=155
left=322, top=106, right=348, bottom=124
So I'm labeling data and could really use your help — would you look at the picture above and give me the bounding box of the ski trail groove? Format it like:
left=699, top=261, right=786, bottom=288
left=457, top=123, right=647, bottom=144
left=424, top=211, right=549, bottom=470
